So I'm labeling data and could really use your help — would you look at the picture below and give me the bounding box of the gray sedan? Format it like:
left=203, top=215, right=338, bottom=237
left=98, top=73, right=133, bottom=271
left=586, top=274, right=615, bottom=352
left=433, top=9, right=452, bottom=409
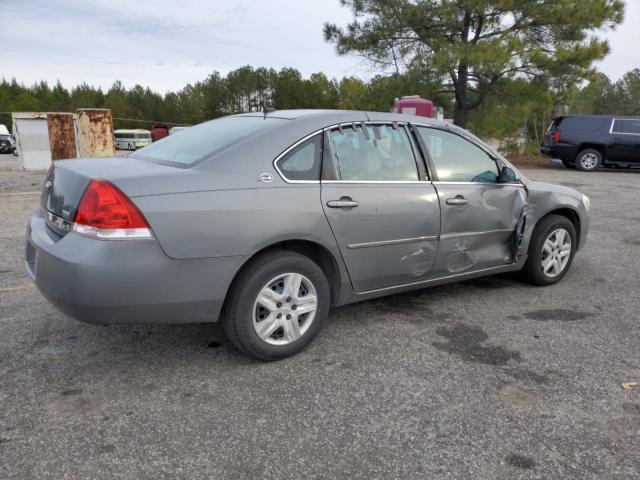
left=26, top=110, right=590, bottom=360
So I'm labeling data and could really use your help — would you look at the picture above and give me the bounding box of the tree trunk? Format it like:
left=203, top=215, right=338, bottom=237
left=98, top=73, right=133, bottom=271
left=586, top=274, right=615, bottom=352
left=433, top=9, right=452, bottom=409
left=453, top=98, right=467, bottom=127
left=453, top=63, right=468, bottom=128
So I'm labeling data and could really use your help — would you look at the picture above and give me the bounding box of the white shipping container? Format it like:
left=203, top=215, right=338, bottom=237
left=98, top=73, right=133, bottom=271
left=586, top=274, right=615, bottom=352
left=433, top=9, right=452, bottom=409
left=12, top=113, right=52, bottom=170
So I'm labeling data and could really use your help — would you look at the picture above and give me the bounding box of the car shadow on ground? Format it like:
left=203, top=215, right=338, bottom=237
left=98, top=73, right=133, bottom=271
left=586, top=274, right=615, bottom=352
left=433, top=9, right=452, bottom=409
left=34, top=273, right=524, bottom=366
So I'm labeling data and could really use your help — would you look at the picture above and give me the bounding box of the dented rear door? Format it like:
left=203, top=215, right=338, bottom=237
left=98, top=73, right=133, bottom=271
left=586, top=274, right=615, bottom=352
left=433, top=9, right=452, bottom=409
left=321, top=122, right=441, bottom=292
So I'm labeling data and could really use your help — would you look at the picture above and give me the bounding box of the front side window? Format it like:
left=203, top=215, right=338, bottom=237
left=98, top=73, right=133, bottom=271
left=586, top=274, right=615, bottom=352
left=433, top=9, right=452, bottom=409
left=276, top=134, right=322, bottom=181
left=613, top=119, right=640, bottom=134
left=328, top=124, right=418, bottom=181
left=416, top=127, right=499, bottom=183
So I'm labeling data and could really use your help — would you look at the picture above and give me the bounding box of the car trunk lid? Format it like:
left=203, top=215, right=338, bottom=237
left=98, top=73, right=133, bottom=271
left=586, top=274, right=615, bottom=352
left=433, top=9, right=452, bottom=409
left=40, top=157, right=187, bottom=236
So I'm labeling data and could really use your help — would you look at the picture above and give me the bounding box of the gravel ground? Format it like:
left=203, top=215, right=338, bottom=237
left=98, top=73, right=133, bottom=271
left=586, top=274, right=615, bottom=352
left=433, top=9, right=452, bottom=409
left=0, top=162, right=639, bottom=479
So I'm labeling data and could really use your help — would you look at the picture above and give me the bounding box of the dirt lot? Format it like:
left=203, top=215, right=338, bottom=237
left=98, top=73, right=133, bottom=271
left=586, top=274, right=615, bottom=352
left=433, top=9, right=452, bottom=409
left=0, top=160, right=639, bottom=479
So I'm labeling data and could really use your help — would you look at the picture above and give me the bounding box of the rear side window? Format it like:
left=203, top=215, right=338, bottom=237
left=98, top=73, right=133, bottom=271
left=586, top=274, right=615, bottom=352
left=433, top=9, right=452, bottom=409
left=558, top=117, right=607, bottom=131
left=276, top=134, right=322, bottom=181
left=417, top=127, right=499, bottom=183
left=131, top=116, right=286, bottom=167
left=328, top=124, right=419, bottom=181
left=612, top=119, right=640, bottom=134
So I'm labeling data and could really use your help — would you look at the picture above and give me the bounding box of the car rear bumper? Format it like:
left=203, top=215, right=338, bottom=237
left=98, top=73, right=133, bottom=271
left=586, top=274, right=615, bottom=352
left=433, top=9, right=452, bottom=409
left=539, top=144, right=575, bottom=161
left=26, top=211, right=242, bottom=325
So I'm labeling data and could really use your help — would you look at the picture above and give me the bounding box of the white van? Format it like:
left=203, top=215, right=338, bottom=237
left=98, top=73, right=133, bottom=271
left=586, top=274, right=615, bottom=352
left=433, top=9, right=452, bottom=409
left=114, top=129, right=152, bottom=150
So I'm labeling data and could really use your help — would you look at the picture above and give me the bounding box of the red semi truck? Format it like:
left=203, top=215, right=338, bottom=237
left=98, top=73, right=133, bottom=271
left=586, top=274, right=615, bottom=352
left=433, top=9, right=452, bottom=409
left=151, top=124, right=170, bottom=142
left=393, top=95, right=434, bottom=118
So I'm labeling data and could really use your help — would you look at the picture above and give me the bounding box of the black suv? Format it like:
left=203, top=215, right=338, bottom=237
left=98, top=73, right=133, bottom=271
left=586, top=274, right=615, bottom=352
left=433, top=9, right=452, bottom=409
left=540, top=115, right=640, bottom=171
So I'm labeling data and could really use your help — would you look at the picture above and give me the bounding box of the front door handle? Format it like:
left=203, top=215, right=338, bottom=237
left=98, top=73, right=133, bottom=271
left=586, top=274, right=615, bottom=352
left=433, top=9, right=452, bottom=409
left=327, top=197, right=359, bottom=208
left=446, top=195, right=468, bottom=206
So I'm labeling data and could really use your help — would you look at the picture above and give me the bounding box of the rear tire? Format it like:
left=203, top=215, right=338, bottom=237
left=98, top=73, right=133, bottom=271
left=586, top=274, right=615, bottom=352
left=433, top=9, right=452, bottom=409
left=521, top=214, right=577, bottom=286
left=575, top=149, right=602, bottom=172
left=222, top=251, right=330, bottom=361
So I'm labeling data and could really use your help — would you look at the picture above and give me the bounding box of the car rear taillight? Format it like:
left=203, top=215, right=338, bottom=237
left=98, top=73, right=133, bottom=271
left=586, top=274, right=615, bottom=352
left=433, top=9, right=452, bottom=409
left=73, top=179, right=152, bottom=239
left=552, top=130, right=561, bottom=144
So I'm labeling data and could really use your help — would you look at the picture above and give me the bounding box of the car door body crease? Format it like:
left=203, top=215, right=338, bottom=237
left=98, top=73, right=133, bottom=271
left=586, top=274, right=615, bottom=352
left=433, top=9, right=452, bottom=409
left=347, top=235, right=439, bottom=249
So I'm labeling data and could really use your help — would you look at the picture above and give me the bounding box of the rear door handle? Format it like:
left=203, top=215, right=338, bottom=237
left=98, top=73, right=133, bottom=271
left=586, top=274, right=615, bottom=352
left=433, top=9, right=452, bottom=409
left=446, top=196, right=468, bottom=206
left=327, top=198, right=359, bottom=208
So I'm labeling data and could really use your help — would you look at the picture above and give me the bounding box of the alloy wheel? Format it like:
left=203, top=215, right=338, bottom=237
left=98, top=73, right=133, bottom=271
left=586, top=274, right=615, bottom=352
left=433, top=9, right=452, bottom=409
left=541, top=228, right=572, bottom=278
left=580, top=152, right=599, bottom=170
left=252, top=273, right=318, bottom=346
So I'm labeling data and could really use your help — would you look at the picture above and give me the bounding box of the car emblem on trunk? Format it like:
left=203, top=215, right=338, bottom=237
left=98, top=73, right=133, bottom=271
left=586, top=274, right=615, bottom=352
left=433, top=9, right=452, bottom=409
left=259, top=173, right=273, bottom=183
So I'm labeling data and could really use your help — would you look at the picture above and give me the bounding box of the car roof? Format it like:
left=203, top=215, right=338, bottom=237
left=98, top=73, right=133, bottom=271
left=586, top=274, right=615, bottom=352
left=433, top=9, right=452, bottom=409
left=235, top=109, right=444, bottom=126
left=555, top=114, right=640, bottom=120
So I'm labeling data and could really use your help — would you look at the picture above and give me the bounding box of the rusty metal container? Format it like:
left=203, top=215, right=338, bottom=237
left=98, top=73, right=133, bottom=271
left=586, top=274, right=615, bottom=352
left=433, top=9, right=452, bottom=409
left=76, top=109, right=115, bottom=158
left=47, top=113, right=77, bottom=161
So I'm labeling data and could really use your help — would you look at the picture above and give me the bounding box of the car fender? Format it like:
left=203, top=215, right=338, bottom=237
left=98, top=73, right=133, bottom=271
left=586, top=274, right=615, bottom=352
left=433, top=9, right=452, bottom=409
left=521, top=182, right=588, bottom=253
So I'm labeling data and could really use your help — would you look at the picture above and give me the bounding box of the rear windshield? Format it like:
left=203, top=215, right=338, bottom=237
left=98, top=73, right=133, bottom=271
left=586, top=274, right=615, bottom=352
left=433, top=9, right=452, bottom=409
left=131, top=116, right=286, bottom=167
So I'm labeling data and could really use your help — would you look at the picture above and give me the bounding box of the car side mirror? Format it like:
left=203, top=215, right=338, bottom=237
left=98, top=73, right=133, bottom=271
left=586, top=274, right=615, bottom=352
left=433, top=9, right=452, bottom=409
left=499, top=166, right=518, bottom=184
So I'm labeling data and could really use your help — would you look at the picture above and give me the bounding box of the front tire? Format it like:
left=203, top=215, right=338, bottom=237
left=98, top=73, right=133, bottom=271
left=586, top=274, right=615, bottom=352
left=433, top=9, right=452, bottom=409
left=521, top=214, right=577, bottom=286
left=576, top=149, right=602, bottom=172
left=222, top=251, right=330, bottom=361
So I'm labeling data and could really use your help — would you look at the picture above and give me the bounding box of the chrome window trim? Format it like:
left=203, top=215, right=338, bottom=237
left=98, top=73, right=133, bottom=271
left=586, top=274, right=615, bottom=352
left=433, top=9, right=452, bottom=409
left=323, top=121, right=411, bottom=132
left=272, top=130, right=323, bottom=184
left=323, top=122, right=424, bottom=183
left=432, top=181, right=524, bottom=187
left=347, top=235, right=438, bottom=249
left=322, top=180, right=429, bottom=185
left=609, top=118, right=640, bottom=136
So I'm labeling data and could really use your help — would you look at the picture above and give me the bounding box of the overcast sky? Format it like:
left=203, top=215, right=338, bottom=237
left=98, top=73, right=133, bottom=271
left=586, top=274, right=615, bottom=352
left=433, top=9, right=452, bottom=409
left=2, top=0, right=639, bottom=93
